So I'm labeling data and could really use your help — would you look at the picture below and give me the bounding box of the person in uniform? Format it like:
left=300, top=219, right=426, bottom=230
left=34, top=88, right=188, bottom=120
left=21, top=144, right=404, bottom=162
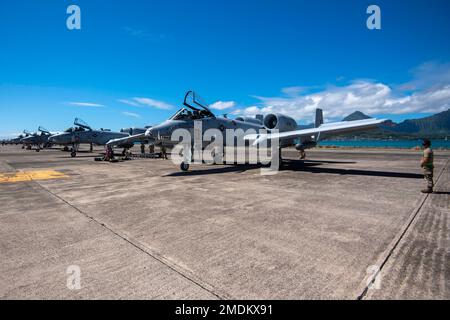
left=160, top=146, right=168, bottom=159
left=421, top=139, right=434, bottom=194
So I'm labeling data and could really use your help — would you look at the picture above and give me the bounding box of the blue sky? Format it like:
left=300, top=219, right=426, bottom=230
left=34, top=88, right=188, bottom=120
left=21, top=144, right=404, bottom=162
left=1, top=0, right=450, bottom=137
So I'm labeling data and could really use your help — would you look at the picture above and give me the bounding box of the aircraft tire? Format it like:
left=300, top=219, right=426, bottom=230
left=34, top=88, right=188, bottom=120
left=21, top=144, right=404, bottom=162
left=71, top=151, right=77, bottom=158
left=180, top=162, right=190, bottom=172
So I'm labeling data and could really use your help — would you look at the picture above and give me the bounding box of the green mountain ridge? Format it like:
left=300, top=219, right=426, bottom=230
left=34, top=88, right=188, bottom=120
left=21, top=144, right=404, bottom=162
left=332, top=109, right=450, bottom=139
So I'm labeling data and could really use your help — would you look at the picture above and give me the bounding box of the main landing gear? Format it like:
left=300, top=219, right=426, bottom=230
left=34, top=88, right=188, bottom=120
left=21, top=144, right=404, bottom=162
left=299, top=149, right=306, bottom=160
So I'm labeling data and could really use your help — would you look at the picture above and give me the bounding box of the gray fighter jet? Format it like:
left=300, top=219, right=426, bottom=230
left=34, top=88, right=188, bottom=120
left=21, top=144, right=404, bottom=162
left=109, top=91, right=387, bottom=171
left=21, top=127, right=54, bottom=151
left=48, top=118, right=132, bottom=157
left=11, top=130, right=33, bottom=147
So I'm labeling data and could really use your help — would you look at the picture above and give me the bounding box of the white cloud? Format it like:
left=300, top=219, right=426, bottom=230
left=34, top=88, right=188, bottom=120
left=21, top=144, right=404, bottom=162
left=133, top=97, right=174, bottom=110
left=68, top=102, right=104, bottom=107
left=231, top=106, right=261, bottom=116
left=118, top=99, right=140, bottom=107
left=399, top=61, right=450, bottom=91
left=281, top=86, right=308, bottom=96
left=118, top=97, right=174, bottom=110
left=122, top=112, right=141, bottom=118
left=232, top=62, right=450, bottom=122
left=210, top=100, right=236, bottom=110
left=0, top=132, right=22, bottom=138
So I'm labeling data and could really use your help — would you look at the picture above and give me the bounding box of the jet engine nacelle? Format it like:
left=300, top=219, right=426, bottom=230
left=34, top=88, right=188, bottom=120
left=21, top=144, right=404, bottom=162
left=263, top=114, right=297, bottom=132
left=121, top=127, right=147, bottom=135
left=235, top=116, right=263, bottom=125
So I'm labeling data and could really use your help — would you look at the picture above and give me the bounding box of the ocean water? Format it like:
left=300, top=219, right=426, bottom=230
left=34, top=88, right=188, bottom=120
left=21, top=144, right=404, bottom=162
left=319, top=139, right=450, bottom=149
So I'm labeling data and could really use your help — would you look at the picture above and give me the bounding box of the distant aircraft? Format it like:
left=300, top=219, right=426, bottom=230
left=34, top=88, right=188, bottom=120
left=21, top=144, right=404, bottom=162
left=48, top=118, right=132, bottom=157
left=21, top=127, right=55, bottom=151
left=108, top=91, right=387, bottom=171
left=9, top=131, right=32, bottom=147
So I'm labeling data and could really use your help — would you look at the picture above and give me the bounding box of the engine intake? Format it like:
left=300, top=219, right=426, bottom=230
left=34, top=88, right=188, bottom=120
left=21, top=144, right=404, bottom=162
left=263, top=114, right=297, bottom=132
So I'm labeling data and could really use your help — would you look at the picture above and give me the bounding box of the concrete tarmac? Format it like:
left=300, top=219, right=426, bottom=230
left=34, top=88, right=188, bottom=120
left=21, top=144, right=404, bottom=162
left=0, top=145, right=448, bottom=299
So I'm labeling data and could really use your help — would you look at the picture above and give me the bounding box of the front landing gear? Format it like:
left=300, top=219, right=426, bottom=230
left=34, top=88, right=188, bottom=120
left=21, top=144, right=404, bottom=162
left=180, top=162, right=190, bottom=172
left=299, top=149, right=306, bottom=160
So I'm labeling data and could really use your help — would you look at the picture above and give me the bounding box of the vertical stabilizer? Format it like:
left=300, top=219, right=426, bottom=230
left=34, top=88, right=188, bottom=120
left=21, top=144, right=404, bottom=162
left=315, top=109, right=324, bottom=128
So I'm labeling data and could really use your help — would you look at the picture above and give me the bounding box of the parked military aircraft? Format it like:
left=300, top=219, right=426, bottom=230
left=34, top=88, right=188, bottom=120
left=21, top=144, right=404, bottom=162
left=108, top=91, right=387, bottom=171
left=21, top=127, right=55, bottom=151
left=10, top=131, right=32, bottom=147
left=48, top=118, right=132, bottom=157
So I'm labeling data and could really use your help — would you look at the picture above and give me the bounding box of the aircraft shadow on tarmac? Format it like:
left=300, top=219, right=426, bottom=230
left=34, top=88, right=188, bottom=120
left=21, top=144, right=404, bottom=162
left=165, top=164, right=261, bottom=176
left=56, top=154, right=98, bottom=158
left=165, top=159, right=423, bottom=179
left=285, top=160, right=423, bottom=179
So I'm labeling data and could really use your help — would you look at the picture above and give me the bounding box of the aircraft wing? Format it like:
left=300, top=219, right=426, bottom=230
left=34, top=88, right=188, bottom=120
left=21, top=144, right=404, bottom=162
left=106, top=133, right=152, bottom=147
left=245, top=118, right=387, bottom=145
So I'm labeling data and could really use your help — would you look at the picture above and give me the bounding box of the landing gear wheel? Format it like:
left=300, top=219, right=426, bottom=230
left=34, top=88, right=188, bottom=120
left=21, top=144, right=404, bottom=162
left=71, top=151, right=76, bottom=157
left=36, top=149, right=40, bottom=152
left=180, top=162, right=190, bottom=172
left=299, top=150, right=306, bottom=160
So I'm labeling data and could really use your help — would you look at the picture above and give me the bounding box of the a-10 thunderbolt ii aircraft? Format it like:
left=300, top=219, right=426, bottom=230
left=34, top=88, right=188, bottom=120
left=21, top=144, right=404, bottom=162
left=21, top=127, right=55, bottom=151
left=48, top=118, right=134, bottom=157
left=6, top=131, right=32, bottom=146
left=108, top=91, right=387, bottom=171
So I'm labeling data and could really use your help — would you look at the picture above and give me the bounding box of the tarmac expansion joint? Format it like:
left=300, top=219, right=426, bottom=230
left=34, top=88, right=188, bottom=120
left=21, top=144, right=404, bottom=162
left=28, top=178, right=231, bottom=300
left=356, top=159, right=450, bottom=300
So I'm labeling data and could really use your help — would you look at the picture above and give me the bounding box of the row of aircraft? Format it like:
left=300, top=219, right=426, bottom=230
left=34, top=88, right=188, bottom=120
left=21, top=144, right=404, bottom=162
left=1, top=91, right=387, bottom=171
left=1, top=119, right=150, bottom=157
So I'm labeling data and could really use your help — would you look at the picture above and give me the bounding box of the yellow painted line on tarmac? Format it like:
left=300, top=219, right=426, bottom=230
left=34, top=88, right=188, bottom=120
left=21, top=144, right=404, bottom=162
left=0, top=170, right=69, bottom=183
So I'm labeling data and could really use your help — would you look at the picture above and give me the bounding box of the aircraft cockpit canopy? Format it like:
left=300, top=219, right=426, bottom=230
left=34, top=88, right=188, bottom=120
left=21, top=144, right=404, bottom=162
left=169, top=108, right=213, bottom=120
left=64, top=127, right=86, bottom=133
left=74, top=118, right=92, bottom=130
left=182, top=91, right=215, bottom=119
left=38, top=126, right=50, bottom=134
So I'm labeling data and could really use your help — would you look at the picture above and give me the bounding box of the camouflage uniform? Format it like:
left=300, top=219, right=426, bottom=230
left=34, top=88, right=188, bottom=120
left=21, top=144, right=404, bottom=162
left=422, top=147, right=434, bottom=191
